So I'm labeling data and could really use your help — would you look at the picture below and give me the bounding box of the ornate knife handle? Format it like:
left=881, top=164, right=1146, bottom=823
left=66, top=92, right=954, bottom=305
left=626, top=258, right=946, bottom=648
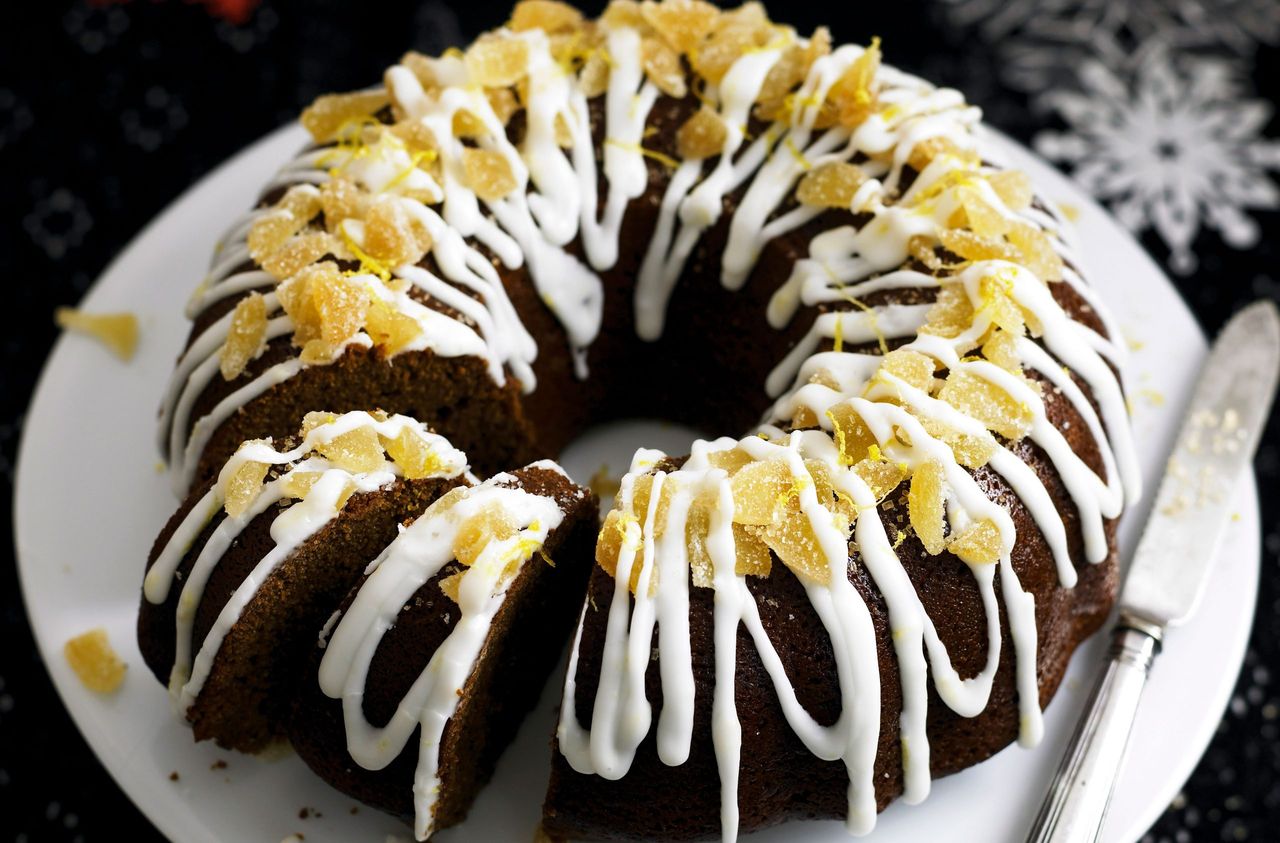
left=1027, top=614, right=1163, bottom=843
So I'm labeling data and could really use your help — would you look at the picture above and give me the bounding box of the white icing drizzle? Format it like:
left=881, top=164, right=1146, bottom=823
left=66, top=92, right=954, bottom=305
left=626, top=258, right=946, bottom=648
left=317, top=463, right=569, bottom=840
left=144, top=412, right=468, bottom=717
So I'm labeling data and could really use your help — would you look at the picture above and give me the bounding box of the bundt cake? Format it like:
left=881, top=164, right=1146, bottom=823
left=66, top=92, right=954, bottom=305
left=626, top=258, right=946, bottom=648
left=140, top=0, right=1143, bottom=839
left=139, top=410, right=598, bottom=834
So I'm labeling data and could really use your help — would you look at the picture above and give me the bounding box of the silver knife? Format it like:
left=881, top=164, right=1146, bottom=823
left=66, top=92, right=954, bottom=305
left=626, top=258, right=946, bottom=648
left=1027, top=299, right=1280, bottom=843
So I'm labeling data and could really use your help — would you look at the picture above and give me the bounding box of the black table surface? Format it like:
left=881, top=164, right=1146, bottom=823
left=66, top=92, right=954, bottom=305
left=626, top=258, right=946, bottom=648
left=3, top=1, right=1278, bottom=840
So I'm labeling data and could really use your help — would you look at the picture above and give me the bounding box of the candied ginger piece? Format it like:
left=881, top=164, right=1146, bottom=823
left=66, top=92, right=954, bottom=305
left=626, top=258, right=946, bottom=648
left=597, top=509, right=648, bottom=593
left=300, top=411, right=338, bottom=439
left=629, top=474, right=673, bottom=535
left=280, top=470, right=323, bottom=499
left=455, top=503, right=520, bottom=566
left=949, top=518, right=1002, bottom=565
left=921, top=282, right=975, bottom=339
left=300, top=338, right=340, bottom=364
left=580, top=51, right=611, bottom=97
left=938, top=228, right=1020, bottom=266
left=685, top=496, right=715, bottom=588
left=510, top=0, right=584, bottom=32
left=1007, top=220, right=1064, bottom=282
left=828, top=37, right=880, bottom=128
left=987, top=170, right=1033, bottom=211
left=224, top=458, right=271, bottom=518
left=877, top=348, right=935, bottom=392
left=907, top=459, right=947, bottom=555
left=978, top=271, right=1026, bottom=336
left=958, top=186, right=1009, bottom=239
left=466, top=33, right=530, bottom=88
left=64, top=628, right=126, bottom=694
left=462, top=148, right=519, bottom=201
left=220, top=292, right=268, bottom=381
left=854, top=456, right=906, bottom=500
left=691, top=2, right=770, bottom=84
left=920, top=417, right=997, bottom=469
left=677, top=107, right=727, bottom=160
left=311, top=272, right=371, bottom=346
left=734, top=522, right=772, bottom=578
left=730, top=459, right=793, bottom=525
left=248, top=186, right=322, bottom=261
left=791, top=405, right=819, bottom=429
left=641, top=36, right=686, bottom=98
left=400, top=51, right=438, bottom=90
left=641, top=0, right=720, bottom=53
left=749, top=507, right=837, bottom=587
left=319, top=177, right=370, bottom=232
left=439, top=569, right=466, bottom=605
left=826, top=402, right=878, bottom=467
left=301, top=90, right=390, bottom=143
left=706, top=447, right=752, bottom=476
left=981, top=328, right=1021, bottom=373
left=54, top=308, right=138, bottom=361
left=487, top=87, right=521, bottom=126
left=938, top=368, right=1033, bottom=440
left=381, top=428, right=447, bottom=479
left=796, top=161, right=866, bottom=209
left=907, top=235, right=945, bottom=271
left=278, top=262, right=332, bottom=345
left=365, top=298, right=422, bottom=356
left=261, top=231, right=336, bottom=280
left=907, top=136, right=968, bottom=172
left=755, top=29, right=829, bottom=120
left=364, top=197, right=432, bottom=268
left=316, top=425, right=386, bottom=473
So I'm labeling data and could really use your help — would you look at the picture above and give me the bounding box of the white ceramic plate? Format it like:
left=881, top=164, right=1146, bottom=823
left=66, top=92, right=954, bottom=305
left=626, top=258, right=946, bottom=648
left=15, top=122, right=1257, bottom=843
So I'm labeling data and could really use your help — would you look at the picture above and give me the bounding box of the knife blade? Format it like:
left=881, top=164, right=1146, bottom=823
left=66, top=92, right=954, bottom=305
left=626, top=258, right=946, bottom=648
left=1122, top=299, right=1280, bottom=627
left=1028, top=299, right=1280, bottom=843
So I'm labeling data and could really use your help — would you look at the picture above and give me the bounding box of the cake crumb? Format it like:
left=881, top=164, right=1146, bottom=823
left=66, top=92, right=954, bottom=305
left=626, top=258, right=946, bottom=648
left=54, top=307, right=139, bottom=361
left=64, top=628, right=127, bottom=693
left=349, top=806, right=360, bottom=815
left=168, top=771, right=180, bottom=782
left=298, top=807, right=310, bottom=819
left=211, top=759, right=228, bottom=771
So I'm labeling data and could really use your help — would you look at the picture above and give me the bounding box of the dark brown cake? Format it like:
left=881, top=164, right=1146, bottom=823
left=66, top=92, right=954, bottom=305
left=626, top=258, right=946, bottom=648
left=287, top=464, right=598, bottom=833
left=144, top=1, right=1144, bottom=839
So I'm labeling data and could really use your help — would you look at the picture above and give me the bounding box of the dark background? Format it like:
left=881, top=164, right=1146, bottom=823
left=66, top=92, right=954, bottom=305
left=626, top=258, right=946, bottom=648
left=2, top=1, right=1277, bottom=840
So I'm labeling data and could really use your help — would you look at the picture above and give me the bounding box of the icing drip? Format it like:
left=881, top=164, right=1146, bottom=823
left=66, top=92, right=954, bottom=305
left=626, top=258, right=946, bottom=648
left=316, top=463, right=568, bottom=840
left=144, top=412, right=468, bottom=716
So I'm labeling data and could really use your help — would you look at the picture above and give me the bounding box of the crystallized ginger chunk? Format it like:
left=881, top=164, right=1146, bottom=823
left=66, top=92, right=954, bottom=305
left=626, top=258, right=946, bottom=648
left=319, top=177, right=369, bottom=232
left=826, top=402, right=878, bottom=467
left=977, top=271, right=1026, bottom=336
left=640, top=36, right=686, bottom=98
left=938, top=228, right=1021, bottom=266
left=876, top=348, right=936, bottom=392
left=641, top=0, right=720, bottom=54
left=827, top=37, right=880, bottom=128
left=64, top=628, right=126, bottom=694
left=920, top=416, right=997, bottom=469
left=676, top=107, right=727, bottom=160
left=957, top=186, right=1009, bottom=239
left=280, top=469, right=323, bottom=499
left=260, top=231, right=337, bottom=280
left=311, top=272, right=371, bottom=346
left=690, top=2, right=770, bottom=84
left=301, top=90, right=390, bottom=143
left=796, top=161, right=866, bottom=209
left=1006, top=220, right=1064, bottom=282
left=465, top=33, right=530, bottom=88
left=949, top=518, right=1002, bottom=565
left=734, top=522, right=772, bottom=578
left=921, top=283, right=975, bottom=339
left=454, top=503, right=520, bottom=567
left=364, top=197, right=432, bottom=268
left=748, top=507, right=839, bottom=587
left=729, top=458, right=794, bottom=525
left=220, top=291, right=268, bottom=381
left=364, top=298, right=422, bottom=356
left=54, top=308, right=138, bottom=361
left=316, top=425, right=386, bottom=474
left=907, top=459, right=947, bottom=555
left=224, top=458, right=271, bottom=518
left=938, top=368, right=1033, bottom=440
left=248, top=185, right=322, bottom=262
left=509, top=0, right=584, bottom=32
left=630, top=474, right=673, bottom=534
left=462, top=148, right=519, bottom=201
left=987, top=169, right=1033, bottom=211
left=381, top=428, right=448, bottom=479
left=854, top=456, right=906, bottom=500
